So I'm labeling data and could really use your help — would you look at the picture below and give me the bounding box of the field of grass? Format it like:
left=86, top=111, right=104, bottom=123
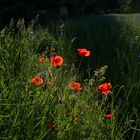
left=0, top=14, right=140, bottom=140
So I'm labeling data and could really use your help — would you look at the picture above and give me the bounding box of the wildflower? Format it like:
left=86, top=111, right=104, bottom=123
left=69, top=82, right=82, bottom=91
left=137, top=56, right=140, bottom=58
left=39, top=57, right=46, bottom=62
left=105, top=114, right=113, bottom=119
left=70, top=82, right=81, bottom=88
left=98, top=82, right=112, bottom=95
left=74, top=87, right=82, bottom=91
left=77, top=48, right=90, bottom=57
left=51, top=55, right=63, bottom=67
left=32, top=75, right=43, bottom=86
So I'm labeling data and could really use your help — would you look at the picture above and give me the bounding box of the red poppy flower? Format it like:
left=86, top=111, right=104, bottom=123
left=70, top=82, right=81, bottom=88
left=77, top=48, right=90, bottom=57
left=39, top=57, right=46, bottom=62
left=69, top=82, right=82, bottom=91
left=75, top=87, right=82, bottom=91
left=105, top=114, right=113, bottom=119
left=98, top=82, right=112, bottom=95
left=51, top=56, right=63, bottom=67
left=32, top=75, right=43, bottom=86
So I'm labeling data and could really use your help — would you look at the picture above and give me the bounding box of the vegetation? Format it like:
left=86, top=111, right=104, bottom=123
left=0, top=14, right=140, bottom=139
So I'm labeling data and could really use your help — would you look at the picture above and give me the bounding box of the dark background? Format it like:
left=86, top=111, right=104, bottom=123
left=0, top=0, right=140, bottom=27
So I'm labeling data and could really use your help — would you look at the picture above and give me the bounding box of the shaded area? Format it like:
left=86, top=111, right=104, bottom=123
left=0, top=0, right=140, bottom=29
left=63, top=14, right=140, bottom=139
left=65, top=15, right=125, bottom=84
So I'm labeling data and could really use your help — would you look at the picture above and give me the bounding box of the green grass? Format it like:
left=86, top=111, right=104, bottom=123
left=64, top=14, right=140, bottom=139
left=0, top=14, right=140, bottom=139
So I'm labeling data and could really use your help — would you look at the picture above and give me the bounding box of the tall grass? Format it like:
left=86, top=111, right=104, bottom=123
left=63, top=14, right=140, bottom=139
left=0, top=14, right=140, bottom=139
left=0, top=19, right=115, bottom=140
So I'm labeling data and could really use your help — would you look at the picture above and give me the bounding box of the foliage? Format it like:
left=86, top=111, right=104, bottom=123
left=64, top=14, right=140, bottom=139
left=0, top=15, right=140, bottom=139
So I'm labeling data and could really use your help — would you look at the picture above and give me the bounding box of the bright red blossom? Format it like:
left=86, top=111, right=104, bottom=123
left=39, top=57, right=46, bottom=62
left=105, top=114, right=113, bottom=119
left=70, top=82, right=82, bottom=91
left=77, top=48, right=90, bottom=57
left=51, top=56, right=63, bottom=67
left=98, top=82, right=112, bottom=95
left=74, top=87, right=82, bottom=91
left=70, top=82, right=81, bottom=88
left=32, top=75, right=43, bottom=86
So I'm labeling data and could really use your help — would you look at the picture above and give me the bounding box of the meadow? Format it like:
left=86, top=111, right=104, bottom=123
left=0, top=14, right=140, bottom=140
